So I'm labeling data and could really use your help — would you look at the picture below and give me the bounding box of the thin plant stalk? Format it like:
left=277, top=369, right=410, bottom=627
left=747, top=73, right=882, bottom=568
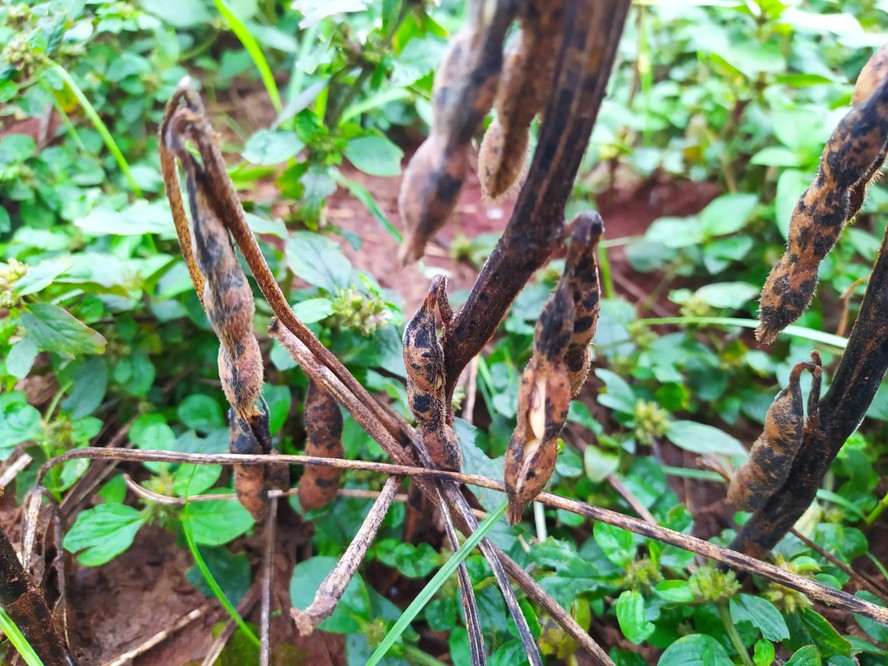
left=181, top=515, right=260, bottom=648
left=45, top=61, right=141, bottom=197
left=366, top=501, right=509, bottom=666
left=212, top=0, right=282, bottom=113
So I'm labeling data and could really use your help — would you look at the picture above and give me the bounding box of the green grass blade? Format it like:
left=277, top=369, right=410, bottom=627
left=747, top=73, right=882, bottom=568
left=366, top=501, right=509, bottom=666
left=0, top=608, right=45, bottom=666
left=212, top=0, right=282, bottom=113
left=46, top=61, right=141, bottom=197
left=331, top=171, right=403, bottom=242
left=636, top=316, right=848, bottom=349
left=181, top=510, right=260, bottom=647
left=340, top=88, right=412, bottom=123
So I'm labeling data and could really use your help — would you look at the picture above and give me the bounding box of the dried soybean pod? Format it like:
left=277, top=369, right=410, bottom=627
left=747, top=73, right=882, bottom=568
left=230, top=406, right=270, bottom=521
left=403, top=276, right=462, bottom=471
left=562, top=212, right=604, bottom=398
left=478, top=0, right=567, bottom=201
left=504, top=281, right=574, bottom=524
left=848, top=44, right=888, bottom=219
left=727, top=356, right=821, bottom=512
left=298, top=381, right=345, bottom=512
left=853, top=43, right=888, bottom=106
left=165, top=102, right=285, bottom=521
left=398, top=0, right=524, bottom=265
left=756, top=70, right=888, bottom=344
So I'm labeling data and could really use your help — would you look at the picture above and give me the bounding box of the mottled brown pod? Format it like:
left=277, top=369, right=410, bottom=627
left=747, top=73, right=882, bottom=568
left=756, top=50, right=888, bottom=344
left=298, top=381, right=345, bottom=512
left=728, top=353, right=822, bottom=512
left=562, top=212, right=604, bottom=398
left=398, top=0, right=522, bottom=265
left=403, top=276, right=462, bottom=470
left=162, top=98, right=286, bottom=521
left=504, top=281, right=574, bottom=524
left=478, top=0, right=566, bottom=201
left=229, top=401, right=275, bottom=521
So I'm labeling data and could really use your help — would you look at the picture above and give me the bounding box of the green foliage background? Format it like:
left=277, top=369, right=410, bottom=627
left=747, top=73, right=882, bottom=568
left=2, top=0, right=888, bottom=663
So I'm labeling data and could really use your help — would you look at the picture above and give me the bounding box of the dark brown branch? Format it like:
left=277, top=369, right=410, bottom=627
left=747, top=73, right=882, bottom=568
left=733, top=218, right=888, bottom=557
left=442, top=0, right=631, bottom=398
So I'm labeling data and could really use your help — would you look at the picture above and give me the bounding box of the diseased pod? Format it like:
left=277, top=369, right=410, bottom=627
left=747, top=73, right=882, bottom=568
left=756, top=45, right=888, bottom=344
left=160, top=91, right=287, bottom=521
left=402, top=275, right=461, bottom=471
left=398, top=0, right=525, bottom=265
left=728, top=352, right=822, bottom=512
left=504, top=213, right=604, bottom=523
left=478, top=0, right=567, bottom=201
left=563, top=212, right=604, bottom=398
left=298, top=381, right=345, bottom=511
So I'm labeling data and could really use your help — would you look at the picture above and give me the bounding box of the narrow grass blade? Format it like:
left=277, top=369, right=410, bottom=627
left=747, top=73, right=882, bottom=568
left=212, top=0, right=282, bottom=113
left=46, top=61, right=141, bottom=197
left=181, top=511, right=260, bottom=647
left=331, top=171, right=403, bottom=242
left=366, top=501, right=509, bottom=666
left=0, top=608, right=45, bottom=666
left=637, top=316, right=848, bottom=349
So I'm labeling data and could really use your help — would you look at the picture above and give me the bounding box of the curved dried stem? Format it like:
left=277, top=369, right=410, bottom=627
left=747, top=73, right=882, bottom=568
left=291, top=476, right=401, bottom=633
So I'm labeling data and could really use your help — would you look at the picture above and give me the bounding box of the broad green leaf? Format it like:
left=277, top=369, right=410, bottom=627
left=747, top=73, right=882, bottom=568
left=129, top=414, right=177, bottom=473
left=242, top=129, right=304, bottom=165
left=75, top=200, right=176, bottom=237
left=666, top=420, right=746, bottom=456
left=285, top=231, right=353, bottom=292
left=113, top=350, right=156, bottom=398
left=750, top=146, right=801, bottom=168
left=375, top=539, right=440, bottom=578
left=173, top=464, right=222, bottom=496
left=20, top=303, right=106, bottom=355
left=0, top=392, right=42, bottom=451
left=799, top=608, right=851, bottom=658
left=616, top=590, right=655, bottom=644
left=185, top=494, right=255, bottom=546
left=63, top=504, right=145, bottom=566
left=645, top=216, right=703, bottom=249
left=491, top=640, right=525, bottom=666
left=854, top=591, right=888, bottom=643
left=694, top=282, right=760, bottom=309
left=61, top=356, right=109, bottom=418
left=657, top=634, right=731, bottom=666
left=730, top=594, right=789, bottom=641
left=178, top=395, right=226, bottom=432
left=593, top=522, right=636, bottom=566
left=700, top=194, right=758, bottom=237
left=753, top=639, right=775, bottom=666
left=292, top=0, right=370, bottom=27
left=292, top=297, right=335, bottom=324
left=654, top=580, right=695, bottom=603
left=583, top=445, right=619, bottom=482
left=595, top=369, right=637, bottom=414
left=785, top=646, right=821, bottom=666
left=138, top=0, right=213, bottom=28
left=344, top=135, right=404, bottom=177
left=185, top=546, right=251, bottom=606
left=14, top=258, right=72, bottom=296
left=0, top=134, right=36, bottom=164
left=6, top=338, right=38, bottom=379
